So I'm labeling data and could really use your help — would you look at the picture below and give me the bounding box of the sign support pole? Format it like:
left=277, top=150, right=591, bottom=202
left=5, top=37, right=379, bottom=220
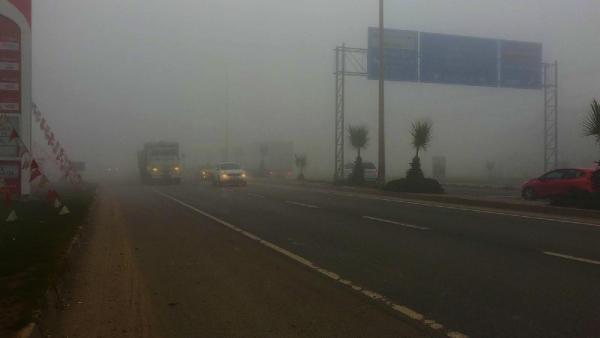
left=377, top=0, right=386, bottom=185
left=543, top=61, right=558, bottom=171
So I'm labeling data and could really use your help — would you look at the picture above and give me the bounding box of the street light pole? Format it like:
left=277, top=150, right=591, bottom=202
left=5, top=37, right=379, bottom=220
left=377, top=0, right=386, bottom=185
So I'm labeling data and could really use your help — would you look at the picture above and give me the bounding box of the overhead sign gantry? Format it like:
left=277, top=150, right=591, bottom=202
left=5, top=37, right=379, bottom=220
left=334, top=28, right=557, bottom=182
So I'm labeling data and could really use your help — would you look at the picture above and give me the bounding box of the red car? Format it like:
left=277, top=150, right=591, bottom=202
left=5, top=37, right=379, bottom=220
left=521, top=168, right=600, bottom=200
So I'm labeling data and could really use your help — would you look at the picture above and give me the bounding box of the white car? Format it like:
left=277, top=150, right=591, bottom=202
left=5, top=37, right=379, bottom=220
left=344, top=161, right=378, bottom=181
left=213, top=162, right=247, bottom=186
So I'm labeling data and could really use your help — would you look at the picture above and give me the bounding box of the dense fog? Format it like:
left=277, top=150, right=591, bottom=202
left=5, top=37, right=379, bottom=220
left=31, top=0, right=600, bottom=181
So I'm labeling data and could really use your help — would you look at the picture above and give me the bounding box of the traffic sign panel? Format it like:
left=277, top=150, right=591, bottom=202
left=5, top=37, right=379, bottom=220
left=368, top=28, right=418, bottom=82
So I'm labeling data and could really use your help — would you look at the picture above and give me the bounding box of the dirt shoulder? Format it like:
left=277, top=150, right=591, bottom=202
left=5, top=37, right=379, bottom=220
left=36, top=182, right=437, bottom=337
left=40, top=187, right=158, bottom=338
left=0, top=188, right=95, bottom=337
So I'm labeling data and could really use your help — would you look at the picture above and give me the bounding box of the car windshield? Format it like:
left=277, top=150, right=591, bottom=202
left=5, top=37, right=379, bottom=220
left=11, top=3, right=600, bottom=338
left=151, top=147, right=178, bottom=157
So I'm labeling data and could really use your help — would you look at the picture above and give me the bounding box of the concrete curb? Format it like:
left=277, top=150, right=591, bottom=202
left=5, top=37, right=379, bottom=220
left=382, top=191, right=600, bottom=220
left=441, top=182, right=519, bottom=191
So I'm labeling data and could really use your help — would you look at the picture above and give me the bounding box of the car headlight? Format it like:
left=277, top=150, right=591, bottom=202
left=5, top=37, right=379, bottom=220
left=174, top=166, right=180, bottom=171
left=221, top=174, right=228, bottom=179
left=152, top=167, right=159, bottom=172
left=241, top=173, right=247, bottom=178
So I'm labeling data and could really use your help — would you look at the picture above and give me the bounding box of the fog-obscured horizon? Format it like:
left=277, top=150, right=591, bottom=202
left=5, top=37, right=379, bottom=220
left=31, top=0, right=600, bottom=180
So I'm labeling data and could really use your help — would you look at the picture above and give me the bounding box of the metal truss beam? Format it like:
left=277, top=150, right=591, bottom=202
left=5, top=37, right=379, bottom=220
left=543, top=61, right=558, bottom=171
left=334, top=45, right=367, bottom=182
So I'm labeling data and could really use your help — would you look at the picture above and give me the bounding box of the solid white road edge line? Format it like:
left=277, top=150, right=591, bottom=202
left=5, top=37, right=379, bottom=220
left=542, top=251, right=600, bottom=266
left=247, top=193, right=266, bottom=198
left=154, top=190, right=469, bottom=338
left=382, top=199, right=600, bottom=229
left=363, top=216, right=430, bottom=231
left=284, top=200, right=319, bottom=209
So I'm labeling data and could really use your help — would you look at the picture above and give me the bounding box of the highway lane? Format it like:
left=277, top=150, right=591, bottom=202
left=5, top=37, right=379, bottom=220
left=156, top=180, right=600, bottom=338
left=248, top=181, right=600, bottom=261
left=106, top=182, right=432, bottom=338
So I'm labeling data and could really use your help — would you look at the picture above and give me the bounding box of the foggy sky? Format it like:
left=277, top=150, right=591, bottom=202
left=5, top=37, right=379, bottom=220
left=31, top=0, right=600, bottom=179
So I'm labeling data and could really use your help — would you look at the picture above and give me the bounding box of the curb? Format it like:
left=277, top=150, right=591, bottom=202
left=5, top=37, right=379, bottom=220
left=441, top=182, right=519, bottom=191
left=382, top=192, right=600, bottom=220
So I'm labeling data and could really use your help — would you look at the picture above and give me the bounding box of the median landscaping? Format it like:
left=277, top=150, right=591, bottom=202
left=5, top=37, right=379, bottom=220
left=0, top=186, right=96, bottom=336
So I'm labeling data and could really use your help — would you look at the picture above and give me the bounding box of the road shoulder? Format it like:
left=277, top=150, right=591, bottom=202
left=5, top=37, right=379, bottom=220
left=40, top=188, right=158, bottom=338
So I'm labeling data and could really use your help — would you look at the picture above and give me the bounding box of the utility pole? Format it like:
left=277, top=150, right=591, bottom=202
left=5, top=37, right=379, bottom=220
left=377, top=0, right=386, bottom=185
left=223, top=55, right=230, bottom=162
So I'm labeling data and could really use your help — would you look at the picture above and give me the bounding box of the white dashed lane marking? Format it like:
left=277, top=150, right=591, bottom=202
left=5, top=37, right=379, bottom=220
left=251, top=182, right=600, bottom=229
left=363, top=216, right=430, bottom=231
left=247, top=193, right=266, bottom=198
left=542, top=251, right=600, bottom=266
left=284, top=200, right=319, bottom=209
left=155, top=190, right=469, bottom=338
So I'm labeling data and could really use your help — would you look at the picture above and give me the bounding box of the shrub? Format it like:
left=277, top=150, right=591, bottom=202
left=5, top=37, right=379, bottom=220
left=384, top=177, right=444, bottom=194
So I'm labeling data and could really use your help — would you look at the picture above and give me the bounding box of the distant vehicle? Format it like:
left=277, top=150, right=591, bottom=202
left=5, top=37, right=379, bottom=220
left=343, top=161, right=378, bottom=182
left=521, top=168, right=600, bottom=201
left=138, top=142, right=182, bottom=184
left=198, top=166, right=213, bottom=182
left=213, top=162, right=247, bottom=186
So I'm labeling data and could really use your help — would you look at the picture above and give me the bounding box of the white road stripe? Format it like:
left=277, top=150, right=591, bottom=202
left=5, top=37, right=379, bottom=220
left=154, top=190, right=468, bottom=338
left=251, top=182, right=600, bottom=228
left=247, top=192, right=265, bottom=198
left=542, top=251, right=600, bottom=266
left=363, top=216, right=430, bottom=231
left=385, top=200, right=600, bottom=229
left=284, top=200, right=319, bottom=209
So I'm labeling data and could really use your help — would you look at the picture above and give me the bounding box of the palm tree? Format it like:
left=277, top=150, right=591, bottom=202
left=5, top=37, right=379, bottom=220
left=348, top=125, right=369, bottom=158
left=295, top=154, right=307, bottom=180
left=407, top=120, right=432, bottom=180
left=584, top=99, right=600, bottom=152
left=347, top=125, right=369, bottom=184
left=410, top=120, right=432, bottom=159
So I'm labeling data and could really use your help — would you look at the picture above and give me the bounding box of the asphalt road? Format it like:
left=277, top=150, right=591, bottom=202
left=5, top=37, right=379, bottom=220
left=51, top=179, right=600, bottom=337
left=158, top=179, right=600, bottom=338
left=48, top=182, right=433, bottom=338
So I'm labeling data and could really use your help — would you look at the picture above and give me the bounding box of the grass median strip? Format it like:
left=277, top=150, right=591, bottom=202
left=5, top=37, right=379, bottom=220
left=0, top=186, right=96, bottom=333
